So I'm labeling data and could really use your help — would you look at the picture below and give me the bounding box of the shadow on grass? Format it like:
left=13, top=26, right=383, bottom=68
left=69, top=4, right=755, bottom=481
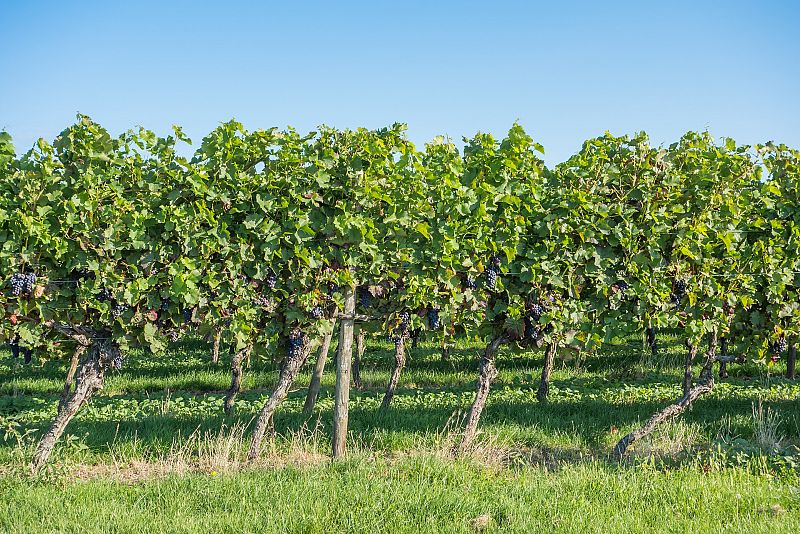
left=6, top=382, right=797, bottom=466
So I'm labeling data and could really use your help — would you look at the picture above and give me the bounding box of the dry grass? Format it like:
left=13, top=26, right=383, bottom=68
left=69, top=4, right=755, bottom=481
left=4, top=412, right=590, bottom=483
left=60, top=419, right=332, bottom=483
left=630, top=419, right=702, bottom=459
left=470, top=513, right=493, bottom=530
left=751, top=400, right=784, bottom=453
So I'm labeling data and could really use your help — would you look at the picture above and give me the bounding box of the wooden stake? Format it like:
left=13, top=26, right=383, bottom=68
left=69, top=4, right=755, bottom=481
left=332, top=286, right=355, bottom=458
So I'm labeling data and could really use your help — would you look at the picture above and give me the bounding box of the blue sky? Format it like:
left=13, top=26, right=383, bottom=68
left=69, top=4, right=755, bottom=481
left=1, top=0, right=798, bottom=165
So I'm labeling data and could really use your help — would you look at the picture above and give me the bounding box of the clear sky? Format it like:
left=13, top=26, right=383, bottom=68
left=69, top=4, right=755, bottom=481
left=1, top=0, right=798, bottom=165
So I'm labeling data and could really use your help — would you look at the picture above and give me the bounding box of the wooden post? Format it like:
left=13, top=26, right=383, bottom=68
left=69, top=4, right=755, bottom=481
left=332, top=286, right=355, bottom=458
left=787, top=343, right=797, bottom=380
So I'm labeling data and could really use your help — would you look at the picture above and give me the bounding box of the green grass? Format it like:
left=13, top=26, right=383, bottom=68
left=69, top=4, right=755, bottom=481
left=1, top=332, right=799, bottom=531
left=1, top=457, right=798, bottom=533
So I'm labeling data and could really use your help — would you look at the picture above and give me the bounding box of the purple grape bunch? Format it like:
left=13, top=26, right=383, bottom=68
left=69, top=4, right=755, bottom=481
left=9, top=272, right=37, bottom=296
left=110, top=352, right=124, bottom=370
left=485, top=255, right=501, bottom=290
left=111, top=302, right=128, bottom=318
left=399, top=310, right=411, bottom=332
left=525, top=302, right=545, bottom=341
left=770, top=337, right=788, bottom=354
left=670, top=279, right=687, bottom=306
left=427, top=308, right=440, bottom=330
left=288, top=330, right=305, bottom=358
left=265, top=273, right=278, bottom=290
left=358, top=286, right=371, bottom=308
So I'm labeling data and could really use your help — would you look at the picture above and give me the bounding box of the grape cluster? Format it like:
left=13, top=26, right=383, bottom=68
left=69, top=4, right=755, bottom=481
left=613, top=280, right=629, bottom=292
left=254, top=296, right=271, bottom=307
left=9, top=272, right=36, bottom=296
left=110, top=352, right=124, bottom=370
left=399, top=310, right=411, bottom=331
left=160, top=298, right=171, bottom=312
left=96, top=288, right=128, bottom=318
left=670, top=279, right=687, bottom=306
left=287, top=330, right=305, bottom=358
left=182, top=308, right=193, bottom=324
left=464, top=277, right=477, bottom=290
left=525, top=321, right=543, bottom=342
left=24, top=273, right=36, bottom=294
left=427, top=308, right=440, bottom=330
left=485, top=268, right=498, bottom=289
left=388, top=311, right=412, bottom=346
left=524, top=302, right=546, bottom=342
left=770, top=338, right=788, bottom=354
left=9, top=273, right=26, bottom=296
left=310, top=306, right=324, bottom=320
left=111, top=302, right=129, bottom=318
left=358, top=287, right=371, bottom=308
left=265, top=273, right=278, bottom=290
left=10, top=340, right=32, bottom=363
left=485, top=255, right=501, bottom=289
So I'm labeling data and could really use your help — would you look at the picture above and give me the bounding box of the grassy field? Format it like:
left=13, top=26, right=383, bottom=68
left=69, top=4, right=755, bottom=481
left=1, top=332, right=799, bottom=532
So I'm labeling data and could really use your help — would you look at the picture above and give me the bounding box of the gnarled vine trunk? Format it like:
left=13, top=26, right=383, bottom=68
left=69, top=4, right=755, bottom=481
left=58, top=345, right=88, bottom=415
left=536, top=340, right=558, bottom=402
left=211, top=328, right=222, bottom=364
left=718, top=336, right=729, bottom=378
left=248, top=336, right=314, bottom=460
left=411, top=329, right=420, bottom=350
left=614, top=334, right=717, bottom=459
left=441, top=332, right=453, bottom=362
left=32, top=340, right=119, bottom=471
left=380, top=338, right=406, bottom=409
left=303, top=327, right=336, bottom=413
left=353, top=327, right=365, bottom=389
left=682, top=340, right=697, bottom=396
left=452, top=335, right=507, bottom=455
left=441, top=333, right=451, bottom=362
left=223, top=345, right=251, bottom=414
left=646, top=326, right=657, bottom=357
